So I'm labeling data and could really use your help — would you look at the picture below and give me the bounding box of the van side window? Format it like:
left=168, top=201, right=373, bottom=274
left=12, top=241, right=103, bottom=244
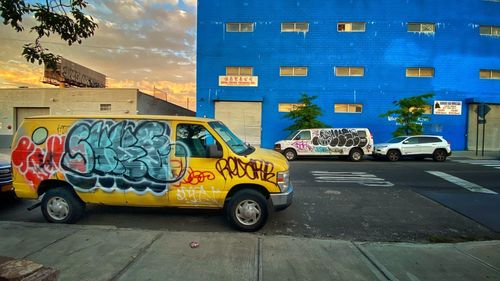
left=418, top=137, right=441, bottom=143
left=405, top=137, right=418, bottom=144
left=176, top=124, right=221, bottom=158
left=294, top=131, right=311, bottom=141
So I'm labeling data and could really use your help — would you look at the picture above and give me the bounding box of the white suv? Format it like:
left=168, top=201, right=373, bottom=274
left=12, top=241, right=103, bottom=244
left=374, top=135, right=451, bottom=162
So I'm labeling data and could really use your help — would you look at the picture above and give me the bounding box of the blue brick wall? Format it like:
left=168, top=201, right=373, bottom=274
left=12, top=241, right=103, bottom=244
left=197, top=0, right=500, bottom=149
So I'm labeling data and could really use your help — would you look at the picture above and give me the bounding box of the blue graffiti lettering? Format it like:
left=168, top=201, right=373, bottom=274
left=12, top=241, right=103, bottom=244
left=61, top=119, right=188, bottom=195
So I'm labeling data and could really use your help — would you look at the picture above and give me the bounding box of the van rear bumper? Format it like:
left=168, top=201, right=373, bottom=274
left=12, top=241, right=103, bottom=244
left=270, top=184, right=294, bottom=211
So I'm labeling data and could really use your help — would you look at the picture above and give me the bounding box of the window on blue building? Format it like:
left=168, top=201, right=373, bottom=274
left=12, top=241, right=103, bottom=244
left=480, top=69, right=500, bottom=79
left=335, top=67, right=364, bottom=77
left=226, top=66, right=253, bottom=76
left=281, top=22, right=309, bottom=32
left=334, top=104, right=363, bottom=113
left=480, top=26, right=500, bottom=36
left=407, top=23, right=435, bottom=33
left=226, top=23, right=254, bottom=32
left=280, top=66, right=308, bottom=76
left=337, top=22, right=366, bottom=32
left=278, top=103, right=305, bottom=112
left=406, top=67, right=434, bottom=77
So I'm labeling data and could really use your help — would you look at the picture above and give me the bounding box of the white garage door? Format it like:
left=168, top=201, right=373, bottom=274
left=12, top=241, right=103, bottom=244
left=215, top=102, right=262, bottom=147
left=15, top=107, right=50, bottom=130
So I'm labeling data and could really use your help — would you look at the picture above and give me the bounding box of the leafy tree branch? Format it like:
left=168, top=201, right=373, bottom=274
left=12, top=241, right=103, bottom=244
left=380, top=93, right=434, bottom=136
left=0, top=0, right=98, bottom=68
left=284, top=93, right=329, bottom=131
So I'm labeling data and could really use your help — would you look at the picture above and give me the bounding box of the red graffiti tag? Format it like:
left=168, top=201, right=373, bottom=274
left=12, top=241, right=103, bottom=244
left=173, top=168, right=215, bottom=187
left=12, top=135, right=65, bottom=188
left=215, top=157, right=275, bottom=183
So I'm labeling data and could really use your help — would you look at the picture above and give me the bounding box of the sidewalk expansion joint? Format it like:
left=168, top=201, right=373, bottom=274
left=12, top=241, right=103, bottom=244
left=23, top=228, right=82, bottom=259
left=255, top=237, right=262, bottom=281
left=352, top=242, right=398, bottom=281
left=109, top=232, right=163, bottom=281
left=453, top=245, right=500, bottom=273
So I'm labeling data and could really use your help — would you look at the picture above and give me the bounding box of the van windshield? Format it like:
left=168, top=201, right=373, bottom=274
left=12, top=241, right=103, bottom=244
left=284, top=130, right=299, bottom=140
left=209, top=121, right=254, bottom=155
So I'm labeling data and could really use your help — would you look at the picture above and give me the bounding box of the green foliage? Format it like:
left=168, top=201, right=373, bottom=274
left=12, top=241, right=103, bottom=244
left=284, top=93, right=329, bottom=131
left=0, top=0, right=98, bottom=68
left=380, top=93, right=434, bottom=136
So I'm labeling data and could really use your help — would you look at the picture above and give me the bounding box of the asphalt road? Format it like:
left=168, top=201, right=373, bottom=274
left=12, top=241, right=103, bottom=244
left=1, top=157, right=499, bottom=242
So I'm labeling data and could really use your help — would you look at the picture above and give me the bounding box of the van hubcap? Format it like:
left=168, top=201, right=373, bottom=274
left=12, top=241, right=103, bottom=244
left=236, top=200, right=261, bottom=226
left=47, top=197, right=70, bottom=220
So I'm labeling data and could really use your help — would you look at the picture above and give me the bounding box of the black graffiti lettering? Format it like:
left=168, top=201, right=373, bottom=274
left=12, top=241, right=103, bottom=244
left=216, top=157, right=275, bottom=183
left=314, top=129, right=368, bottom=148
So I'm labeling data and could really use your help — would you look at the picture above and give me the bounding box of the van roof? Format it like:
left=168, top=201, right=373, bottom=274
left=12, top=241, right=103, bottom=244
left=24, top=115, right=216, bottom=122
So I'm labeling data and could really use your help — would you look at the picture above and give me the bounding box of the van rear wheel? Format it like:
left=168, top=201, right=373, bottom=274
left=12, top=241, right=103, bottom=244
left=349, top=148, right=363, bottom=162
left=41, top=188, right=85, bottom=224
left=226, top=190, right=268, bottom=232
left=284, top=149, right=297, bottom=161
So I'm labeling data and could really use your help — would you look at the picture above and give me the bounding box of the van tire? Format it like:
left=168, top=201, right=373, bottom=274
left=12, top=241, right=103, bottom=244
left=284, top=149, right=297, bottom=161
left=349, top=148, right=363, bottom=161
left=226, top=189, right=268, bottom=232
left=41, top=188, right=85, bottom=224
left=433, top=149, right=447, bottom=162
left=386, top=150, right=401, bottom=162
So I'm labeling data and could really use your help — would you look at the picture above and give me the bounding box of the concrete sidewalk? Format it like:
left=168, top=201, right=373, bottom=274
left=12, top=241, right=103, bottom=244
left=449, top=150, right=500, bottom=160
left=0, top=221, right=499, bottom=281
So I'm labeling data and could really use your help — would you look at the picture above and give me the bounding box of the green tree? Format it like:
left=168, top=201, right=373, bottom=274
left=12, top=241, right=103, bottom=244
left=0, top=0, right=98, bottom=67
left=380, top=93, right=434, bottom=136
left=284, top=93, right=329, bottom=131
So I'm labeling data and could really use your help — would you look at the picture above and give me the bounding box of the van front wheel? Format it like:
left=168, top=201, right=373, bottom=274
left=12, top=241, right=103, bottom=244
left=226, top=190, right=268, bottom=232
left=349, top=148, right=363, bottom=162
left=41, top=188, right=85, bottom=224
left=284, top=149, right=297, bottom=161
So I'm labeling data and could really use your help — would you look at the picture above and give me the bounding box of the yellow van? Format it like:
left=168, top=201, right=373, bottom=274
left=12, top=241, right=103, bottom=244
left=11, top=115, right=293, bottom=231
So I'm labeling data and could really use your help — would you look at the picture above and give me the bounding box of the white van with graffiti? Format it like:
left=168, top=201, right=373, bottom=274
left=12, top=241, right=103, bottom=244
left=274, top=128, right=374, bottom=161
left=11, top=115, right=293, bottom=231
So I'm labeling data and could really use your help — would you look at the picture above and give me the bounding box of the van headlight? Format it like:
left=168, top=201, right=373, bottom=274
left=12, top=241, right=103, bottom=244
left=276, top=171, right=290, bottom=192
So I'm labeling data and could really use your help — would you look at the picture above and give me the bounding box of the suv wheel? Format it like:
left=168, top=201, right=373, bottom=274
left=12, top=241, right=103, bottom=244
left=386, top=150, right=401, bottom=162
left=433, top=149, right=447, bottom=162
left=226, top=190, right=268, bottom=232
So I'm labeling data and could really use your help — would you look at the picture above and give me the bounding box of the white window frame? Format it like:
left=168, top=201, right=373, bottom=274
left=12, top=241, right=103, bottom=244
left=226, top=66, right=253, bottom=76
left=278, top=103, right=305, bottom=112
left=334, top=104, right=363, bottom=113
left=335, top=66, right=365, bottom=77
left=337, top=22, right=366, bottom=32
left=406, top=67, right=435, bottom=78
left=226, top=22, right=254, bottom=32
left=407, top=23, right=435, bottom=33
left=281, top=22, right=309, bottom=32
left=479, top=25, right=500, bottom=37
left=280, top=66, right=308, bottom=77
left=479, top=69, right=500, bottom=79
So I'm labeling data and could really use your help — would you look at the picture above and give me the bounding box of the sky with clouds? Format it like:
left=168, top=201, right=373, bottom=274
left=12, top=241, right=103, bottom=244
left=0, top=0, right=197, bottom=110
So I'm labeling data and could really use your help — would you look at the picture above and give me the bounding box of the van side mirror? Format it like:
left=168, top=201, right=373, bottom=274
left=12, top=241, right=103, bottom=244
left=208, top=144, right=223, bottom=158
left=403, top=141, right=409, bottom=144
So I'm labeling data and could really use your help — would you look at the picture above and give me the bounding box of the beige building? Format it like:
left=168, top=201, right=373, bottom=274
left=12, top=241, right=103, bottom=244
left=0, top=88, right=194, bottom=148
